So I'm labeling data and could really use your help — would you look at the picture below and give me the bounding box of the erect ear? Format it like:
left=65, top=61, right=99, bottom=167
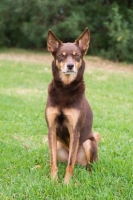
left=47, top=30, right=62, bottom=54
left=75, top=27, right=90, bottom=54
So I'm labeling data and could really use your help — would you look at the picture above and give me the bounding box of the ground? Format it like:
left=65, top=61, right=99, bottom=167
left=0, top=49, right=133, bottom=200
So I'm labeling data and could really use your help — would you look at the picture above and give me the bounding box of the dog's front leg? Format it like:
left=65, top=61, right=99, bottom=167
left=48, top=126, right=58, bottom=181
left=46, top=107, right=59, bottom=181
left=64, top=127, right=80, bottom=184
left=63, top=108, right=80, bottom=184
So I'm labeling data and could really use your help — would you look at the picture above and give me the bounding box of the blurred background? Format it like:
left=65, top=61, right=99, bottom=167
left=0, top=0, right=133, bottom=62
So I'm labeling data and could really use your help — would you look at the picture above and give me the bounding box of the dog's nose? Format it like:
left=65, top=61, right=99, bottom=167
left=67, top=63, right=74, bottom=70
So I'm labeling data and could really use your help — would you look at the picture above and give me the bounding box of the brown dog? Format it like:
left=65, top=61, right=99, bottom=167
left=45, top=28, right=100, bottom=184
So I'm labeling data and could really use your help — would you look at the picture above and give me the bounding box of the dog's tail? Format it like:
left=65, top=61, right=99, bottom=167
left=93, top=132, right=101, bottom=144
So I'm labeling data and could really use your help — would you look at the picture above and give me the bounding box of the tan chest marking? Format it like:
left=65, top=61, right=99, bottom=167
left=46, top=107, right=59, bottom=127
left=63, top=108, right=80, bottom=129
left=60, top=73, right=77, bottom=85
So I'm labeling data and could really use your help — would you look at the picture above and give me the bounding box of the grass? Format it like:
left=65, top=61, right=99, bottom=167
left=0, top=49, right=133, bottom=199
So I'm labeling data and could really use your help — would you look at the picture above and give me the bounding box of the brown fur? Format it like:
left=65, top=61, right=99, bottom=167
left=45, top=28, right=100, bottom=184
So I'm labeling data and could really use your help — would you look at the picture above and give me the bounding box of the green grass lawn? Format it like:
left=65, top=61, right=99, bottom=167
left=0, top=50, right=133, bottom=199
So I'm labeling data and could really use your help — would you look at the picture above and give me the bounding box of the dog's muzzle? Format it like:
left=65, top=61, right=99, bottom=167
left=62, top=63, right=77, bottom=74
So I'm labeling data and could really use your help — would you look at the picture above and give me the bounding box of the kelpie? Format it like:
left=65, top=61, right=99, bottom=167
left=45, top=28, right=100, bottom=184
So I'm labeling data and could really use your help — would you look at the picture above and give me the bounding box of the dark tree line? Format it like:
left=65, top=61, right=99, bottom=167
left=0, top=0, right=133, bottom=62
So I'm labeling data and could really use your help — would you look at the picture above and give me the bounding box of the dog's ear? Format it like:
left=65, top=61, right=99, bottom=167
left=75, top=27, right=90, bottom=54
left=47, top=30, right=62, bottom=54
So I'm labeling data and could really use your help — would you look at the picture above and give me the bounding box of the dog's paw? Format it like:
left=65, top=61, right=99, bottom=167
left=64, top=166, right=73, bottom=184
left=64, top=173, right=71, bottom=184
left=93, top=132, right=101, bottom=143
left=50, top=166, right=58, bottom=182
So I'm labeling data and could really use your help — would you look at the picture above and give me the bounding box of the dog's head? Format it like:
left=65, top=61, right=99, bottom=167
left=47, top=28, right=90, bottom=85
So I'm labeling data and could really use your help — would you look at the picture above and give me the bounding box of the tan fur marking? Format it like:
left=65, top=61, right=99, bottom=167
left=62, top=52, right=66, bottom=56
left=83, top=139, right=92, bottom=165
left=56, top=60, right=66, bottom=73
left=56, top=60, right=62, bottom=70
left=55, top=59, right=59, bottom=67
left=75, top=59, right=82, bottom=69
left=46, top=107, right=59, bottom=127
left=59, top=72, right=77, bottom=85
left=63, top=108, right=80, bottom=129
left=60, top=62, right=64, bottom=69
left=73, top=51, right=76, bottom=55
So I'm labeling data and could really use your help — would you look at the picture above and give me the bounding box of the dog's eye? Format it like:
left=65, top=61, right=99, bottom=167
left=58, top=54, right=65, bottom=58
left=74, top=53, right=80, bottom=58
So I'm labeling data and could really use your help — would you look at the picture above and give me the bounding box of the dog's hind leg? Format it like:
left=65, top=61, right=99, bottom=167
left=83, top=133, right=100, bottom=171
left=76, top=145, right=88, bottom=166
left=82, top=139, right=92, bottom=170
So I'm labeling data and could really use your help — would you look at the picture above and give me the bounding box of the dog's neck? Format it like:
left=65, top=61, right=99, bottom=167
left=47, top=60, right=86, bottom=107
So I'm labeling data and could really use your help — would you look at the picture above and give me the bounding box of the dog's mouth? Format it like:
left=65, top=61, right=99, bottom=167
left=63, top=71, right=76, bottom=75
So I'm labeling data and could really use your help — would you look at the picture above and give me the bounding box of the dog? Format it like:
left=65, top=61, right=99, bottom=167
left=45, top=28, right=100, bottom=184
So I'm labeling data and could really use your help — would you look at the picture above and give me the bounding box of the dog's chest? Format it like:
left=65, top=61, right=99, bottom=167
left=57, top=112, right=66, bottom=126
left=46, top=107, right=80, bottom=130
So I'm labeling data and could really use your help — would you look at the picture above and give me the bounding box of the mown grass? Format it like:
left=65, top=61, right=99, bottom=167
left=0, top=50, right=133, bottom=200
